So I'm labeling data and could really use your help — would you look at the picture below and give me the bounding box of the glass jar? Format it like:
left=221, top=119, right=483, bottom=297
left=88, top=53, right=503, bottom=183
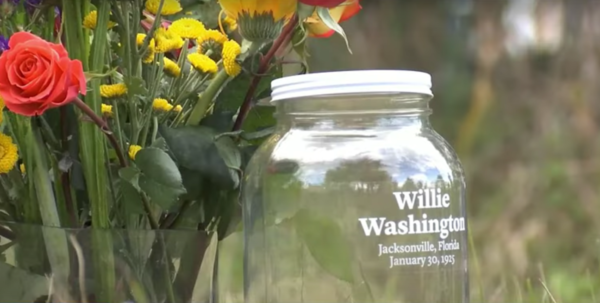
left=243, top=70, right=468, bottom=303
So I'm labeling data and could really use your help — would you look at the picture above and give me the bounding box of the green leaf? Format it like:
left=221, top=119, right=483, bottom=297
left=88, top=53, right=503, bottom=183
left=215, top=135, right=242, bottom=169
left=119, top=180, right=145, bottom=215
left=179, top=167, right=205, bottom=201
left=214, top=73, right=269, bottom=112
left=173, top=0, right=221, bottom=28
left=200, top=110, right=236, bottom=133
left=216, top=190, right=241, bottom=240
left=292, top=209, right=355, bottom=283
left=242, top=106, right=276, bottom=135
left=0, top=262, right=49, bottom=302
left=159, top=125, right=242, bottom=189
left=291, top=26, right=310, bottom=74
left=124, top=76, right=149, bottom=100
left=240, top=126, right=276, bottom=141
left=119, top=167, right=141, bottom=191
left=118, top=167, right=145, bottom=214
left=151, top=137, right=169, bottom=151
left=316, top=7, right=353, bottom=54
left=135, top=148, right=187, bottom=210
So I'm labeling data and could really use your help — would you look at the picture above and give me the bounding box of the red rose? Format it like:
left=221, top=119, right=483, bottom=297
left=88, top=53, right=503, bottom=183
left=0, top=32, right=86, bottom=116
left=299, top=0, right=346, bottom=8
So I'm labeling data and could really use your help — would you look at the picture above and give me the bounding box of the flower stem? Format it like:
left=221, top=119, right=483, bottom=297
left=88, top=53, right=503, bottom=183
left=31, top=122, right=71, bottom=285
left=232, top=14, right=299, bottom=131
left=77, top=2, right=117, bottom=302
left=59, top=107, right=77, bottom=227
left=186, top=69, right=230, bottom=126
left=75, top=99, right=177, bottom=303
left=74, top=97, right=128, bottom=168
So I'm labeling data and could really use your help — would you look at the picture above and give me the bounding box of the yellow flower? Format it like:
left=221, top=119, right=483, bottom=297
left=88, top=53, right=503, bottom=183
left=83, top=10, right=117, bottom=30
left=197, top=29, right=227, bottom=54
left=100, top=84, right=127, bottom=98
left=154, top=28, right=185, bottom=53
left=173, top=105, right=183, bottom=113
left=168, top=18, right=206, bottom=39
left=101, top=104, right=113, bottom=117
left=137, top=34, right=157, bottom=63
left=187, top=53, right=218, bottom=74
left=128, top=145, right=142, bottom=160
left=222, top=40, right=242, bottom=77
left=223, top=15, right=238, bottom=31
left=219, top=0, right=295, bottom=41
left=0, top=133, right=18, bottom=174
left=145, top=0, right=182, bottom=16
left=220, top=0, right=295, bottom=21
left=152, top=98, right=174, bottom=112
left=163, top=57, right=181, bottom=77
left=19, top=163, right=25, bottom=174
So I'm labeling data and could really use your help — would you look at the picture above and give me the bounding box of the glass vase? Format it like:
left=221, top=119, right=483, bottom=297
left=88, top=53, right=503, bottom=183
left=0, top=221, right=218, bottom=303
left=243, top=70, right=468, bottom=303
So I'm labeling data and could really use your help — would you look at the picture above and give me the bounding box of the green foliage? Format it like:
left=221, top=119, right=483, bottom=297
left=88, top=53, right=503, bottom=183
left=0, top=0, right=298, bottom=300
left=118, top=172, right=145, bottom=215
left=174, top=0, right=221, bottom=28
left=316, top=7, right=352, bottom=54
left=120, top=148, right=186, bottom=210
left=124, top=76, right=149, bottom=101
left=0, top=262, right=48, bottom=302
left=292, top=209, right=355, bottom=283
left=159, top=125, right=242, bottom=190
left=210, top=53, right=281, bottom=134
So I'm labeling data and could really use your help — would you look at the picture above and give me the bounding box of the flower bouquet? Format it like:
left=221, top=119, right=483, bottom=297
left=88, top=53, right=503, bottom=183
left=0, top=0, right=360, bottom=302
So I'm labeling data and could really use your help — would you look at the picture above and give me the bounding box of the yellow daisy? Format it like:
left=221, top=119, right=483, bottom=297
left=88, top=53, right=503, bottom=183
left=168, top=18, right=206, bottom=39
left=222, top=40, right=242, bottom=77
left=152, top=98, right=174, bottom=112
left=100, top=84, right=127, bottom=98
left=128, top=145, right=142, bottom=160
left=101, top=104, right=113, bottom=117
left=219, top=0, right=295, bottom=41
left=173, top=105, right=183, bottom=113
left=187, top=53, right=218, bottom=74
left=163, top=57, right=181, bottom=77
left=0, top=133, right=18, bottom=174
left=137, top=33, right=157, bottom=63
left=223, top=15, right=238, bottom=32
left=197, top=29, right=227, bottom=54
left=145, top=0, right=182, bottom=16
left=220, top=0, right=295, bottom=21
left=83, top=10, right=117, bottom=30
left=154, top=28, right=185, bottom=53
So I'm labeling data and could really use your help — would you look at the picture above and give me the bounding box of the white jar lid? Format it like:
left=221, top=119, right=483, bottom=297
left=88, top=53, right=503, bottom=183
left=270, top=70, right=432, bottom=102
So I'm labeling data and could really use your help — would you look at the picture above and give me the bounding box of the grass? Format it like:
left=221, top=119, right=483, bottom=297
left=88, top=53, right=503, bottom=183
left=468, top=233, right=599, bottom=303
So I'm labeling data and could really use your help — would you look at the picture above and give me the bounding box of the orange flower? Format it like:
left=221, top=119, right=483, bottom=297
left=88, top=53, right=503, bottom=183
left=0, top=32, right=86, bottom=116
left=304, top=0, right=361, bottom=38
left=299, top=0, right=345, bottom=8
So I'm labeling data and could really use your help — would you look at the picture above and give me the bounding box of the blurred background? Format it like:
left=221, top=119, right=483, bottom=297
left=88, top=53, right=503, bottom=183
left=306, top=0, right=600, bottom=302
